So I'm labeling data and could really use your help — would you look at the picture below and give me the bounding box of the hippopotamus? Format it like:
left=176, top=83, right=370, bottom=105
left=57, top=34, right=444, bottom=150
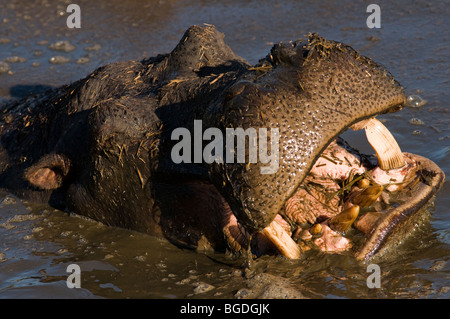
left=0, top=25, right=445, bottom=261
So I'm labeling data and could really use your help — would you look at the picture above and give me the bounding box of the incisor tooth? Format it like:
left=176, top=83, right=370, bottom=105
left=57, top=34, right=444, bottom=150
left=310, top=223, right=323, bottom=235
left=358, top=178, right=371, bottom=189
left=262, top=220, right=301, bottom=259
left=364, top=118, right=406, bottom=170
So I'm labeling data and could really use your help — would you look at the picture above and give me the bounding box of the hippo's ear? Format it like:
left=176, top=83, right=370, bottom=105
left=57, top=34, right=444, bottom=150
left=24, top=154, right=71, bottom=190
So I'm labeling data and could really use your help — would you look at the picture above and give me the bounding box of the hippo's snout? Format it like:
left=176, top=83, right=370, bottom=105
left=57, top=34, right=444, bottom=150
left=210, top=33, right=407, bottom=235
left=205, top=32, right=444, bottom=260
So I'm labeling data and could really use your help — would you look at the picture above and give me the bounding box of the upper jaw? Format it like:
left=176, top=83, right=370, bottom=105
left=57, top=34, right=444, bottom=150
left=251, top=116, right=445, bottom=260
left=212, top=33, right=412, bottom=255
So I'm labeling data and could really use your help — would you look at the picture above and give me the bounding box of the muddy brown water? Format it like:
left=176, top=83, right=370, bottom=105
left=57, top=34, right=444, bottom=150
left=0, top=0, right=449, bottom=299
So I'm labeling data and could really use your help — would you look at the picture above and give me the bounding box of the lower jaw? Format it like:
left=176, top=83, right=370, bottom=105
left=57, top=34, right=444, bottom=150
left=226, top=149, right=444, bottom=261
left=354, top=152, right=444, bottom=261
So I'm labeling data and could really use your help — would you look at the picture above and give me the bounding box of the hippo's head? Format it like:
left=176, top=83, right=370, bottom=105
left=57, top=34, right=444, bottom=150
left=207, top=33, right=445, bottom=260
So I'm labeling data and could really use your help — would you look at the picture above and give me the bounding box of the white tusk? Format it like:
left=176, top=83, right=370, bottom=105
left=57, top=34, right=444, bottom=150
left=364, top=118, right=406, bottom=170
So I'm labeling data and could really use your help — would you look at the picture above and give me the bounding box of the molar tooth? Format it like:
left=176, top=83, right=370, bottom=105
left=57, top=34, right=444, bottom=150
left=262, top=219, right=301, bottom=259
left=328, top=206, right=360, bottom=233
left=294, top=228, right=312, bottom=241
left=364, top=118, right=406, bottom=170
left=310, top=223, right=323, bottom=236
left=352, top=184, right=384, bottom=207
left=358, top=178, right=371, bottom=189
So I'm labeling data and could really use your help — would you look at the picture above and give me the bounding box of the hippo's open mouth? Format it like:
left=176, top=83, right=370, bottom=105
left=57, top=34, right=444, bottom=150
left=227, top=117, right=445, bottom=261
left=3, top=25, right=443, bottom=263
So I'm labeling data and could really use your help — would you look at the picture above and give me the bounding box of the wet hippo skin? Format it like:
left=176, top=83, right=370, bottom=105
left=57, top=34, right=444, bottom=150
left=0, top=25, right=445, bottom=261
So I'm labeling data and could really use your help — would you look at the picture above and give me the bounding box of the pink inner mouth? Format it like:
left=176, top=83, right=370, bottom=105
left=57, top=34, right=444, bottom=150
left=222, top=136, right=419, bottom=257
